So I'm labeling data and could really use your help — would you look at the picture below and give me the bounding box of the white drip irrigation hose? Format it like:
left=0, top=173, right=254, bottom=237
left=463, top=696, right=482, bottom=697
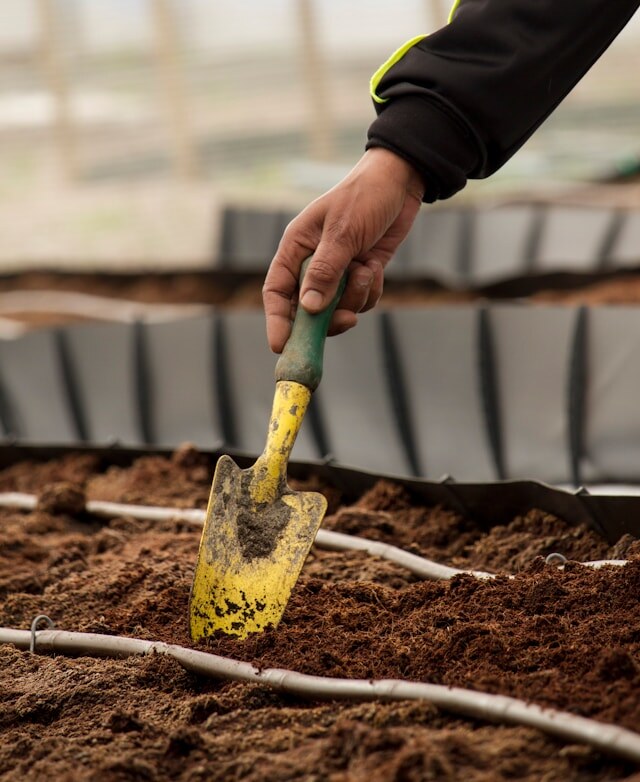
left=1, top=626, right=640, bottom=764
left=315, top=527, right=496, bottom=580
left=0, top=492, right=628, bottom=578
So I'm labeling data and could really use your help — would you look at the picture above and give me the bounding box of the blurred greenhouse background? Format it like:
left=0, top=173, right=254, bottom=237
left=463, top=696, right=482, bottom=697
left=0, top=0, right=638, bottom=269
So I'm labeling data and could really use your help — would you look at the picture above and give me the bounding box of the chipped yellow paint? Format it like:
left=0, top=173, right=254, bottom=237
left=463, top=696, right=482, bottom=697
left=249, top=381, right=311, bottom=504
left=189, top=381, right=327, bottom=641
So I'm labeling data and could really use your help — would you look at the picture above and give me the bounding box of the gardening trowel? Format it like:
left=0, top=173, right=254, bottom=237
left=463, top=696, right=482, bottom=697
left=189, top=259, right=346, bottom=641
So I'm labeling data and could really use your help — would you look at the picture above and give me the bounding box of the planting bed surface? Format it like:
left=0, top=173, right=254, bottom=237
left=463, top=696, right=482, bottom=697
left=2, top=448, right=640, bottom=780
left=5, top=269, right=640, bottom=327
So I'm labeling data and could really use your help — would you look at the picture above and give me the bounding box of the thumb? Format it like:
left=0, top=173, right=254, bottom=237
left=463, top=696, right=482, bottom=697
left=299, top=248, right=353, bottom=314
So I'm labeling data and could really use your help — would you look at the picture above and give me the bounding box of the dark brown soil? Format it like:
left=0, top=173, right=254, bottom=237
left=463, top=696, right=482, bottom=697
left=5, top=270, right=640, bottom=333
left=0, top=272, right=243, bottom=306
left=1, top=448, right=640, bottom=780
left=531, top=275, right=640, bottom=305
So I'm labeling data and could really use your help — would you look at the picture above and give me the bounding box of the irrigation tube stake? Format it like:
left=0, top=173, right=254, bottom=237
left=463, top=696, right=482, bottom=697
left=0, top=492, right=628, bottom=577
left=29, top=615, right=55, bottom=653
left=2, top=627, right=640, bottom=765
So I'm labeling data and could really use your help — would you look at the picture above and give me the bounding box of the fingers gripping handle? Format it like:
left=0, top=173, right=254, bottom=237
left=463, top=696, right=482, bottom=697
left=275, top=258, right=347, bottom=391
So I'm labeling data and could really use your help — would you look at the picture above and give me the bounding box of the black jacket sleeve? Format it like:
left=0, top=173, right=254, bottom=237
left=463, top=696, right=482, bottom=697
left=366, top=0, right=640, bottom=202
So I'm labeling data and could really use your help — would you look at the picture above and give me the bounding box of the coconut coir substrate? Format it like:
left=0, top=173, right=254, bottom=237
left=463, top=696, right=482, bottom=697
left=1, top=448, right=640, bottom=781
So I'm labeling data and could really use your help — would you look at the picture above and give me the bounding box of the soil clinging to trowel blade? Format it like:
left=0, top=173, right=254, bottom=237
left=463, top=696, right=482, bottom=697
left=236, top=503, right=291, bottom=560
left=234, top=471, right=292, bottom=561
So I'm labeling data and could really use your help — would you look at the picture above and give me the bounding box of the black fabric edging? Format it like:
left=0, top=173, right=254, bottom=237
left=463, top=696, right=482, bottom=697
left=477, top=307, right=505, bottom=480
left=596, top=210, right=627, bottom=270
left=306, top=394, right=331, bottom=461
left=567, top=307, right=588, bottom=487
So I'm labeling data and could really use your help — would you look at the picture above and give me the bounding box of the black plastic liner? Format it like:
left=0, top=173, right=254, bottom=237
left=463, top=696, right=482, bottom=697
left=0, top=442, right=638, bottom=543
left=3, top=305, right=640, bottom=486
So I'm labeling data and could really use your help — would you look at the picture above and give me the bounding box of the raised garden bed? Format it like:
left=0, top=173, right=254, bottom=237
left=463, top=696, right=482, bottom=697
left=4, top=266, right=640, bottom=323
left=2, top=446, right=640, bottom=780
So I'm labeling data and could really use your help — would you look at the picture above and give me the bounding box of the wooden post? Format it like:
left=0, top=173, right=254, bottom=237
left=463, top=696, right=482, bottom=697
left=36, top=0, right=78, bottom=181
left=150, top=0, right=197, bottom=179
left=296, top=0, right=334, bottom=162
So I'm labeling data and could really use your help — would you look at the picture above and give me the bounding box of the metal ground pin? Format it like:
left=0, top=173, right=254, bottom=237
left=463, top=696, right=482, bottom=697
left=545, top=552, right=568, bottom=567
left=30, top=615, right=55, bottom=653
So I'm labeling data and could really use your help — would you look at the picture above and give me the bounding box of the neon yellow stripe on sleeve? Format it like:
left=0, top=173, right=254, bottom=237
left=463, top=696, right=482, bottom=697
left=448, top=0, right=462, bottom=23
left=369, top=34, right=427, bottom=104
left=370, top=4, right=461, bottom=105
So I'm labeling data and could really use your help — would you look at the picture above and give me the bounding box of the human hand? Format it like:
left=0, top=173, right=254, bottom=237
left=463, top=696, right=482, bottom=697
left=262, top=147, right=425, bottom=353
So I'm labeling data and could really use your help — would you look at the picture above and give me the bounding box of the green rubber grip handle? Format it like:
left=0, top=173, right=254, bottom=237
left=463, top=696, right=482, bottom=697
left=275, top=258, right=347, bottom=391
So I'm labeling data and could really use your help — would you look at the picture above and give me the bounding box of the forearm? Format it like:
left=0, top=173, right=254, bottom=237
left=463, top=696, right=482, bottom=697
left=367, top=0, right=640, bottom=202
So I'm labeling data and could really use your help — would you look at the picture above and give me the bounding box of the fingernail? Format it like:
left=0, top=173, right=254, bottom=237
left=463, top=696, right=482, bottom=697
left=301, top=290, right=323, bottom=311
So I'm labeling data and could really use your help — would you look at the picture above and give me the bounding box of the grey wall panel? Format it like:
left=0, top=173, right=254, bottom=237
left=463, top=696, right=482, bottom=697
left=143, top=316, right=222, bottom=449
left=490, top=306, right=575, bottom=482
left=218, top=206, right=282, bottom=270
left=404, top=208, right=466, bottom=283
left=0, top=331, right=77, bottom=442
left=64, top=322, right=141, bottom=445
left=583, top=308, right=640, bottom=481
left=217, top=202, right=640, bottom=280
left=471, top=206, right=539, bottom=283
left=316, top=314, right=412, bottom=475
left=386, top=213, right=428, bottom=280
left=535, top=207, right=615, bottom=271
left=608, top=212, right=640, bottom=267
left=221, top=311, right=319, bottom=461
left=390, top=308, right=495, bottom=481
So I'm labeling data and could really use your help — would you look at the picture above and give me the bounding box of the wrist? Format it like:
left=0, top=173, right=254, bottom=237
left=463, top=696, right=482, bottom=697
left=364, top=147, right=425, bottom=201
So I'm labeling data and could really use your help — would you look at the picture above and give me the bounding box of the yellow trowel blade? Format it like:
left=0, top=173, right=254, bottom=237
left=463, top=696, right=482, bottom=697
left=189, top=380, right=327, bottom=641
left=189, top=455, right=326, bottom=640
